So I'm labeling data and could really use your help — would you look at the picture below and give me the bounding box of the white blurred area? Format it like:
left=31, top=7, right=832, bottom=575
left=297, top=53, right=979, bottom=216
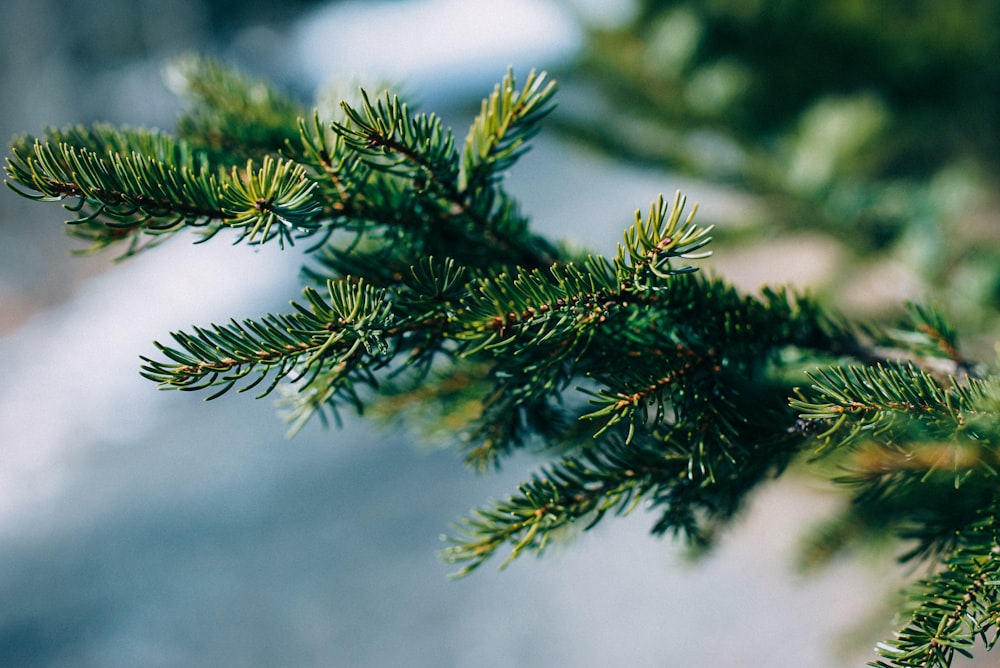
left=0, top=1, right=884, bottom=666
left=294, top=0, right=579, bottom=97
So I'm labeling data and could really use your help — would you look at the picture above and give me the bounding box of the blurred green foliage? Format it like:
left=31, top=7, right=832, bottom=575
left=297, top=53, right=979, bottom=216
left=564, top=1, right=1000, bottom=345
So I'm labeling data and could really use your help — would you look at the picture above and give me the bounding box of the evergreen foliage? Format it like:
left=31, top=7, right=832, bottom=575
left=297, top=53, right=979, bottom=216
left=5, top=58, right=1000, bottom=667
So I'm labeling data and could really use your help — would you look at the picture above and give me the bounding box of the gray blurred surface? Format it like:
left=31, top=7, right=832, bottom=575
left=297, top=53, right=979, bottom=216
left=0, top=2, right=886, bottom=666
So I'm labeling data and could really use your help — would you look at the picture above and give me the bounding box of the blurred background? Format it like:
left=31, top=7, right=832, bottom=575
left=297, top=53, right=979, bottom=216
left=2, top=1, right=998, bottom=666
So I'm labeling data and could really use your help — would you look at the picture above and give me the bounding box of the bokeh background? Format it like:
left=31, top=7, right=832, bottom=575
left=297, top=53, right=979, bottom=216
left=4, top=1, right=997, bottom=666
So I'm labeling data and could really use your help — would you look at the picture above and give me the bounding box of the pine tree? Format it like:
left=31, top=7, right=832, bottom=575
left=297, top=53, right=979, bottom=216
left=5, top=58, right=1000, bottom=667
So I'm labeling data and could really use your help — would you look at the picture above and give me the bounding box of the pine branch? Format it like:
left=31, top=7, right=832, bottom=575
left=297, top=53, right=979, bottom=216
left=444, top=385, right=801, bottom=575
left=5, top=127, right=324, bottom=254
left=459, top=68, right=557, bottom=192
left=790, top=361, right=1000, bottom=573
left=456, top=257, right=618, bottom=355
left=870, top=514, right=1000, bottom=668
left=289, top=110, right=365, bottom=222
left=441, top=435, right=672, bottom=575
left=140, top=278, right=393, bottom=430
left=791, top=363, right=999, bottom=453
left=332, top=74, right=560, bottom=270
left=614, top=191, right=713, bottom=287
